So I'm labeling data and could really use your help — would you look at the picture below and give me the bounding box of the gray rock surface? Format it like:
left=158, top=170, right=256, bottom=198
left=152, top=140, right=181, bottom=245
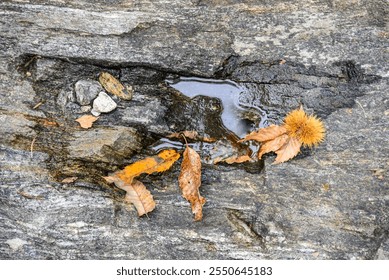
left=0, top=0, right=388, bottom=260
left=74, top=80, right=103, bottom=106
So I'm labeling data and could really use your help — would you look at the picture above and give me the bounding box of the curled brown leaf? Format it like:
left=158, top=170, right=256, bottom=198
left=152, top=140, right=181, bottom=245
left=258, top=134, right=289, bottom=159
left=104, top=176, right=155, bottom=217
left=223, top=154, right=252, bottom=164
left=274, top=137, right=302, bottom=164
left=178, top=145, right=205, bottom=221
left=167, top=131, right=216, bottom=143
left=238, top=124, right=287, bottom=143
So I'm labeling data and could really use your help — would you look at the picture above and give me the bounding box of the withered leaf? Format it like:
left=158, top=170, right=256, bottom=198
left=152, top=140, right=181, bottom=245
left=258, top=134, right=289, bottom=159
left=167, top=131, right=216, bottom=143
left=105, top=176, right=155, bottom=216
left=113, top=149, right=180, bottom=184
left=61, top=176, right=78, bottom=184
left=178, top=145, right=205, bottom=221
left=99, top=72, right=133, bottom=100
left=168, top=130, right=199, bottom=140
left=239, top=124, right=287, bottom=143
left=42, top=119, right=59, bottom=127
left=29, top=116, right=59, bottom=127
left=240, top=122, right=304, bottom=164
left=274, top=137, right=302, bottom=164
left=224, top=154, right=252, bottom=164
left=75, top=115, right=98, bottom=129
left=17, top=191, right=44, bottom=200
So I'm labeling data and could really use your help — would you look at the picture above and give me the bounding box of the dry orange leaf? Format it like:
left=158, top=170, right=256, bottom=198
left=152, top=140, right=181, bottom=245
left=113, top=149, right=180, bottom=184
left=167, top=131, right=216, bottom=143
left=258, top=134, right=289, bottom=159
left=99, top=72, right=133, bottom=100
left=178, top=144, right=205, bottom=221
left=168, top=130, right=199, bottom=140
left=42, top=119, right=59, bottom=127
left=239, top=107, right=325, bottom=164
left=240, top=124, right=301, bottom=164
left=274, top=137, right=302, bottom=164
left=105, top=176, right=155, bottom=216
left=224, top=154, right=252, bottom=164
left=238, top=124, right=287, bottom=143
left=30, top=117, right=59, bottom=127
left=75, top=115, right=98, bottom=129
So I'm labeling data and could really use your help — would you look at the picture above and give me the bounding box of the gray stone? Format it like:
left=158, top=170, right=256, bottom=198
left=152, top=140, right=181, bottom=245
left=91, top=91, right=117, bottom=116
left=0, top=0, right=388, bottom=260
left=120, top=96, right=168, bottom=133
left=74, top=80, right=103, bottom=105
left=80, top=105, right=92, bottom=113
left=68, top=126, right=142, bottom=163
left=56, top=89, right=76, bottom=108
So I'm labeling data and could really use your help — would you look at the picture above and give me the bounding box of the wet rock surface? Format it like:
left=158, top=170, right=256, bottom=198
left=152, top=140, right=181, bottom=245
left=0, top=0, right=388, bottom=259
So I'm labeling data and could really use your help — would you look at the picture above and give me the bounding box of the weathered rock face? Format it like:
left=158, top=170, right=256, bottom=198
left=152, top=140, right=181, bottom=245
left=0, top=0, right=388, bottom=260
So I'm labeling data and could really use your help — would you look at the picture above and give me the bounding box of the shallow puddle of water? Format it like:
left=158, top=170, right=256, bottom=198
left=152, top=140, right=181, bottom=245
left=166, top=76, right=267, bottom=138
left=148, top=77, right=269, bottom=164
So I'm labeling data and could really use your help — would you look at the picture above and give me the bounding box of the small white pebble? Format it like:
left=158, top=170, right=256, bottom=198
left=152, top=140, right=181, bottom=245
left=92, top=91, right=117, bottom=115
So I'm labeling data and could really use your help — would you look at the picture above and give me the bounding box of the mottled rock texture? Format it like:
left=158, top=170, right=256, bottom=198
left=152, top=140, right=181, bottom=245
left=0, top=0, right=388, bottom=259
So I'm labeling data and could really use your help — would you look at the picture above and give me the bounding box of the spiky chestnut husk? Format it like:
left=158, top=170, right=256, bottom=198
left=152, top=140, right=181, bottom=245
left=284, top=107, right=325, bottom=147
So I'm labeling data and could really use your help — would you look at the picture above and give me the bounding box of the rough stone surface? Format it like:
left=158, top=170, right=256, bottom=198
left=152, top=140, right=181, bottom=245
left=68, top=126, right=142, bottom=163
left=0, top=0, right=388, bottom=260
left=74, top=80, right=103, bottom=106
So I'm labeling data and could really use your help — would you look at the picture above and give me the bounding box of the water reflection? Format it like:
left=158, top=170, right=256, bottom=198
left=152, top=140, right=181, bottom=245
left=166, top=76, right=267, bottom=138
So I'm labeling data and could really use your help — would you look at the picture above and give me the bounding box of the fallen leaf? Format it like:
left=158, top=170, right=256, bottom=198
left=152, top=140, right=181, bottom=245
left=105, top=176, right=155, bottom=216
left=104, top=149, right=179, bottom=218
left=113, top=149, right=180, bottom=184
left=212, top=156, right=226, bottom=164
left=31, top=117, right=59, bottom=127
left=239, top=107, right=325, bottom=164
left=258, top=134, right=289, bottom=159
left=274, top=137, right=302, bottom=164
left=238, top=124, right=287, bottom=143
left=99, top=72, right=133, bottom=100
left=167, top=131, right=216, bottom=143
left=75, top=115, right=98, bottom=129
left=42, top=119, right=59, bottom=127
left=178, top=144, right=205, bottom=221
left=168, top=130, right=199, bottom=140
left=17, top=191, right=44, bottom=200
left=224, top=154, right=252, bottom=164
left=61, top=177, right=78, bottom=183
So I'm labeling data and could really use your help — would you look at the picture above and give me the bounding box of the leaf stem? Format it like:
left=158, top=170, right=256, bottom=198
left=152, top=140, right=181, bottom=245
left=180, top=133, right=188, bottom=147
